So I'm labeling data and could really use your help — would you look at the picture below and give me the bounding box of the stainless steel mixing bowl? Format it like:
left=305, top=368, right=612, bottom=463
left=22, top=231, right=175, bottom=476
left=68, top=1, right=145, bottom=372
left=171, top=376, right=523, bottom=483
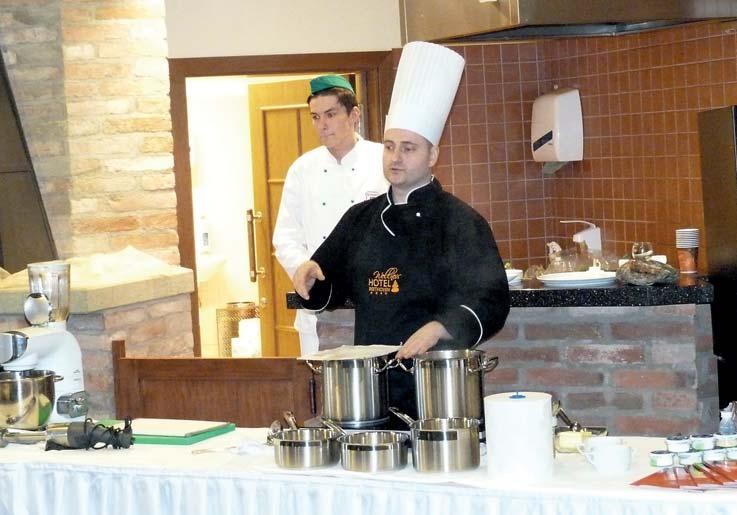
left=0, top=369, right=59, bottom=429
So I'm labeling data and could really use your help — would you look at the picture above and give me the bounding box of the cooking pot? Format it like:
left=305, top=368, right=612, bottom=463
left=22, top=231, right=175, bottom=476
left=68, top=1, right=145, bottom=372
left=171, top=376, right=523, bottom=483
left=306, top=356, right=395, bottom=427
left=321, top=416, right=409, bottom=472
left=396, top=350, right=498, bottom=421
left=0, top=369, right=61, bottom=429
left=271, top=428, right=340, bottom=469
left=389, top=407, right=480, bottom=473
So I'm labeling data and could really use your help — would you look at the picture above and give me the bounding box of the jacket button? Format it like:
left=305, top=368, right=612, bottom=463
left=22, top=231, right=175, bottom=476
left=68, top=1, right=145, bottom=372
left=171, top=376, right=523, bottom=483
left=323, top=169, right=327, bottom=173
left=416, top=212, right=421, bottom=217
left=322, top=202, right=326, bottom=206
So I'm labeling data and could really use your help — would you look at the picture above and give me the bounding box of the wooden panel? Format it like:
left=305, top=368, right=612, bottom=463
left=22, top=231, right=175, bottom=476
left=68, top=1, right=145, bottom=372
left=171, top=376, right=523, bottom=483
left=263, top=108, right=300, bottom=181
left=298, top=106, right=321, bottom=154
left=113, top=340, right=317, bottom=426
left=169, top=64, right=201, bottom=355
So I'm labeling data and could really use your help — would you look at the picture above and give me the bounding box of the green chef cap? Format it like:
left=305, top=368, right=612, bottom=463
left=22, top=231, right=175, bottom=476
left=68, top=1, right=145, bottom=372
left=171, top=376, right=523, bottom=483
left=310, top=75, right=354, bottom=94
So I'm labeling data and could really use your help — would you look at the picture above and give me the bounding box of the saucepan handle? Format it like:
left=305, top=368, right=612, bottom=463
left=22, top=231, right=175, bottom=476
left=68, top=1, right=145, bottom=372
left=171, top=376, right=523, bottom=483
left=304, top=360, right=322, bottom=375
left=469, top=355, right=499, bottom=374
left=282, top=411, right=298, bottom=430
left=388, top=407, right=415, bottom=428
left=319, top=416, right=347, bottom=437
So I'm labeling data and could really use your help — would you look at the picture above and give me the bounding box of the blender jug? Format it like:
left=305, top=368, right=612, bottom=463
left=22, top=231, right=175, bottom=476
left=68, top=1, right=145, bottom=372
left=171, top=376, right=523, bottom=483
left=27, top=261, right=70, bottom=326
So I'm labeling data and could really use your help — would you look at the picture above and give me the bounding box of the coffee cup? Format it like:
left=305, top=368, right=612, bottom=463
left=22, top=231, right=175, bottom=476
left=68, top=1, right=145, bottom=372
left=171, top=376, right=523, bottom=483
left=582, top=443, right=633, bottom=475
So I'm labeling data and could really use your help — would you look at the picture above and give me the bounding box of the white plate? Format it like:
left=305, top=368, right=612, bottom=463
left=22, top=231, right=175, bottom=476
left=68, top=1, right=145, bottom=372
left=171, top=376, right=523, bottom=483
left=505, top=269, right=523, bottom=284
left=537, top=271, right=617, bottom=287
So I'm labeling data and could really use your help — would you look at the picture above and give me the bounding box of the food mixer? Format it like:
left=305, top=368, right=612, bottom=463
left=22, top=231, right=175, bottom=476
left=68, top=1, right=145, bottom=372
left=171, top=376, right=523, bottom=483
left=0, top=261, right=88, bottom=428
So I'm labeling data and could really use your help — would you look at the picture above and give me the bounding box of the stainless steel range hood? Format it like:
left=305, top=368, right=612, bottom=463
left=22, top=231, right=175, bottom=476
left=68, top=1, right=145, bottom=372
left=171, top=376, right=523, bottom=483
left=400, top=0, right=737, bottom=42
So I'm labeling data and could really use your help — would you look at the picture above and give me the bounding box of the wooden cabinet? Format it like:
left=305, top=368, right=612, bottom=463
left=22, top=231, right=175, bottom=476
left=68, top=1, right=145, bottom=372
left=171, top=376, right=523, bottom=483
left=113, top=341, right=317, bottom=427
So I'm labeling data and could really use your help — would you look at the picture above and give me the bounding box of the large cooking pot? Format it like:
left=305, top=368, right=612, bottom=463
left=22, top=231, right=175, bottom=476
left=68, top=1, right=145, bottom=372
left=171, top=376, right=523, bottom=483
left=0, top=369, right=61, bottom=429
left=306, top=356, right=395, bottom=427
left=389, top=407, right=480, bottom=473
left=397, top=350, right=498, bottom=421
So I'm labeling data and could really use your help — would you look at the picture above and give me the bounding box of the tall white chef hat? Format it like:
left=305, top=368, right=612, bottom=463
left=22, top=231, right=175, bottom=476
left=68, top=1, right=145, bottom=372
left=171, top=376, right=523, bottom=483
left=384, top=41, right=466, bottom=146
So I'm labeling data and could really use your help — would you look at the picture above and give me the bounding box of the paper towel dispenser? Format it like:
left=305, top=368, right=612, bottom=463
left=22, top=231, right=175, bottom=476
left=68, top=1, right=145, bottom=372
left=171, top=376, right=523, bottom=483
left=531, top=87, right=583, bottom=175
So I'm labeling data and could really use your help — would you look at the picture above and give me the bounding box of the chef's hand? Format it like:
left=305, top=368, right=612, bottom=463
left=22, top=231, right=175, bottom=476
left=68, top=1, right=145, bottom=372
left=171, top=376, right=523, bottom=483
left=293, top=260, right=325, bottom=299
left=396, top=321, right=451, bottom=359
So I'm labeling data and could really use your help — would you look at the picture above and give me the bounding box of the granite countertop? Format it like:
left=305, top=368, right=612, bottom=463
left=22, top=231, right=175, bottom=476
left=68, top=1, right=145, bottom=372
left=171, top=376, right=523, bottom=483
left=286, top=275, right=713, bottom=309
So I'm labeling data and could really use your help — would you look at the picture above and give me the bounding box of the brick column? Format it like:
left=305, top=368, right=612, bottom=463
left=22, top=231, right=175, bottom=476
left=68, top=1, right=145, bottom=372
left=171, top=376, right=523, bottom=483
left=1, top=0, right=177, bottom=264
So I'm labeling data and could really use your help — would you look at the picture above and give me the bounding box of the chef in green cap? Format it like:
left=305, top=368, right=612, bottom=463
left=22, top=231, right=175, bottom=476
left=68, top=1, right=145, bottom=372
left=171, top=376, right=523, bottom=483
left=273, top=75, right=387, bottom=355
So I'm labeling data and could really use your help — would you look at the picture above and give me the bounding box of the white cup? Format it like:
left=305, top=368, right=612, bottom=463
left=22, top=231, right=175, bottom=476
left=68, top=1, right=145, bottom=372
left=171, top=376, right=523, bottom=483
left=577, top=435, right=623, bottom=454
left=582, top=443, right=633, bottom=475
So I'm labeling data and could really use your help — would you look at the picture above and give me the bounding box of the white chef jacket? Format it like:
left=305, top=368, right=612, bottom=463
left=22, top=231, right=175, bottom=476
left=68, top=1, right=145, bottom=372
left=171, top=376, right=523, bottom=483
left=272, top=136, right=387, bottom=342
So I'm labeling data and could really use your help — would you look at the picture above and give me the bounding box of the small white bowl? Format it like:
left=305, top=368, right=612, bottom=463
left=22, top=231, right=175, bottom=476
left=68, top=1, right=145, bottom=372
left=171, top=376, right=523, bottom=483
left=505, top=269, right=523, bottom=283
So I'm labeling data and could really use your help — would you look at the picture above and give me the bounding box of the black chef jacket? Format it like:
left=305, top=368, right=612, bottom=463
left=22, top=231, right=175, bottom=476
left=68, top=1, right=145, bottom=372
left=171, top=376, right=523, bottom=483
left=300, top=178, right=510, bottom=421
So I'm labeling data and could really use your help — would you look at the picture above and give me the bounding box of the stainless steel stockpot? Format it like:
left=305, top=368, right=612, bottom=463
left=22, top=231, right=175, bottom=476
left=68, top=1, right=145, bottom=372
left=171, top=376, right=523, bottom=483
left=306, top=356, right=394, bottom=426
left=0, top=369, right=61, bottom=429
left=398, top=350, right=498, bottom=420
left=271, top=428, right=340, bottom=469
left=390, top=408, right=481, bottom=473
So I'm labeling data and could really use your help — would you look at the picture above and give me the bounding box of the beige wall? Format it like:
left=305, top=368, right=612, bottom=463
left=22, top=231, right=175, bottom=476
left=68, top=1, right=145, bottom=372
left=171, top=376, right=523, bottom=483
left=163, top=0, right=401, bottom=58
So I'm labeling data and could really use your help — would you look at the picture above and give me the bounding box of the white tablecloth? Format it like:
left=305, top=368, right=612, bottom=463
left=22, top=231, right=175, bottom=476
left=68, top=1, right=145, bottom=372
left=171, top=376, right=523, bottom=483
left=1, top=429, right=736, bottom=515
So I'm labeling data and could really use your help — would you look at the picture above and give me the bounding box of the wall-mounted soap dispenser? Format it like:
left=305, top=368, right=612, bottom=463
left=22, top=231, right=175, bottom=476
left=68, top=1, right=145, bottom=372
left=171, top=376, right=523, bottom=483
left=560, top=220, right=601, bottom=254
left=531, top=87, right=583, bottom=175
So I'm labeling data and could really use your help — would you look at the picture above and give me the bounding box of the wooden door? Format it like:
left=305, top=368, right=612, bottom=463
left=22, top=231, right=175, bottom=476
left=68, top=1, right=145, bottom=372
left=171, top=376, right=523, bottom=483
left=248, top=79, right=322, bottom=357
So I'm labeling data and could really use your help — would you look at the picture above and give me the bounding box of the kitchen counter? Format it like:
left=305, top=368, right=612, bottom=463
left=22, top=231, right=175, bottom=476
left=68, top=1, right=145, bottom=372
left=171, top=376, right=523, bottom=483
left=286, top=275, right=713, bottom=309
left=0, top=265, right=194, bottom=314
left=1, top=429, right=734, bottom=515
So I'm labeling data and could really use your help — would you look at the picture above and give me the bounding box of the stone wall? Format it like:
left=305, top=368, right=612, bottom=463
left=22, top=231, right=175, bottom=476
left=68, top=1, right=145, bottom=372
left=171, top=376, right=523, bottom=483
left=479, top=304, right=717, bottom=436
left=316, top=304, right=717, bottom=437
left=0, top=0, right=177, bottom=264
left=0, top=293, right=193, bottom=418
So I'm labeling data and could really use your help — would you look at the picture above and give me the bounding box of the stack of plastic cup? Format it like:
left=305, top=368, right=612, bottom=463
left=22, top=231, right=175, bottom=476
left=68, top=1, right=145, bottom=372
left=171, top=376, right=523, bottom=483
left=675, top=228, right=699, bottom=274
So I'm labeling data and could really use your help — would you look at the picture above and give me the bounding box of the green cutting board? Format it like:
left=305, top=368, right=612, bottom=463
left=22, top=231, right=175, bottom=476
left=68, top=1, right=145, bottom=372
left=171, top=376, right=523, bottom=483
left=99, top=419, right=237, bottom=445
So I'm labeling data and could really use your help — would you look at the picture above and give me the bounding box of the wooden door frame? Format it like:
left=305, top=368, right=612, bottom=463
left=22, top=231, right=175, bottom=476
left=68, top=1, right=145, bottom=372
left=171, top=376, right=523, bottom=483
left=169, top=51, right=394, bottom=356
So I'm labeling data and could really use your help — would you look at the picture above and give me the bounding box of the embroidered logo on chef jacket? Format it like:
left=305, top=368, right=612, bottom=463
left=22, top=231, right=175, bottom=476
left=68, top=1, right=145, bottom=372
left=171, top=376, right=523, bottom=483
left=368, top=267, right=401, bottom=295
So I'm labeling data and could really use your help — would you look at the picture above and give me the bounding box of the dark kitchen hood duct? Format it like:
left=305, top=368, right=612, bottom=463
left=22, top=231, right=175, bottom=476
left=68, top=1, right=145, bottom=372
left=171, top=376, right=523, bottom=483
left=400, top=0, right=737, bottom=42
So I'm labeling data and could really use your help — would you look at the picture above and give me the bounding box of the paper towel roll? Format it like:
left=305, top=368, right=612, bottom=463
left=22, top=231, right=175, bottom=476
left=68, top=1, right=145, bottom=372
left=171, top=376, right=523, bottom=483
left=485, top=391, right=553, bottom=483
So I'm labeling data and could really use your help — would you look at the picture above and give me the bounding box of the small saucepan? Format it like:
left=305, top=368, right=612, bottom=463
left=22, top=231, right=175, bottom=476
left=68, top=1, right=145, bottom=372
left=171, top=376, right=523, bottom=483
left=271, top=427, right=340, bottom=469
left=321, top=417, right=409, bottom=473
left=389, top=407, right=480, bottom=473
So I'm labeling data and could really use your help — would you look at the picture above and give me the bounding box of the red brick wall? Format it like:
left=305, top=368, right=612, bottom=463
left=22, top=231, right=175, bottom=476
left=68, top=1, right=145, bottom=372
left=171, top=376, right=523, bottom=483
left=479, top=304, right=717, bottom=436
left=437, top=21, right=737, bottom=271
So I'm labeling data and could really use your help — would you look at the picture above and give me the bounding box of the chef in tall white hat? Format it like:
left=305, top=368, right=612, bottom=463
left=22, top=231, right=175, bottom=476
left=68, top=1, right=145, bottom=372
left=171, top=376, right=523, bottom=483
left=293, top=41, right=509, bottom=417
